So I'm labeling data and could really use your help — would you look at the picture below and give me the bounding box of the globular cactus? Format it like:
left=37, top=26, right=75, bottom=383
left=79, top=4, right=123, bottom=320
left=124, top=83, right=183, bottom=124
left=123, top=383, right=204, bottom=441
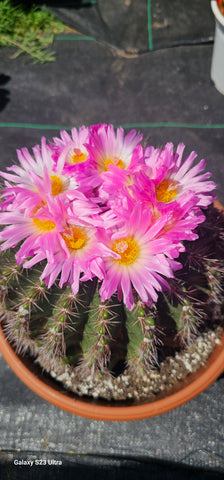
left=0, top=124, right=223, bottom=389
left=0, top=204, right=224, bottom=381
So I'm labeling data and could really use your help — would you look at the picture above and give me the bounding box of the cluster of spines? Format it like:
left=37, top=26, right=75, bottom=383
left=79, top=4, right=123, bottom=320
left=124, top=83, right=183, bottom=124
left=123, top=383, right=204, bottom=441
left=125, top=301, right=162, bottom=372
left=79, top=289, right=127, bottom=377
left=80, top=303, right=115, bottom=376
left=0, top=252, right=22, bottom=303
left=204, top=259, right=224, bottom=305
left=167, top=291, right=206, bottom=346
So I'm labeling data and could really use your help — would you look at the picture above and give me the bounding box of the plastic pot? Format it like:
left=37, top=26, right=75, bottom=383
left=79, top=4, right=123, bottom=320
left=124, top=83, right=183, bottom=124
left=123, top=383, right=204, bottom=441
left=211, top=0, right=224, bottom=94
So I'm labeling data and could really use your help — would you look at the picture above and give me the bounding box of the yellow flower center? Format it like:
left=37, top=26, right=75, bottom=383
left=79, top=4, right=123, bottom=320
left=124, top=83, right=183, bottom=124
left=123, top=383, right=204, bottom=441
left=155, top=179, right=178, bottom=203
left=50, top=175, right=63, bottom=196
left=104, top=157, right=125, bottom=171
left=112, top=237, right=139, bottom=265
left=71, top=148, right=87, bottom=164
left=62, top=226, right=87, bottom=250
left=33, top=218, right=56, bottom=232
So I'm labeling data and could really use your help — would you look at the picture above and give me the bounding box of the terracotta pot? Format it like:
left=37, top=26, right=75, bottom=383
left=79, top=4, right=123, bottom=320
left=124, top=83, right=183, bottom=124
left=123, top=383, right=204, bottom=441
left=0, top=199, right=224, bottom=421
left=0, top=323, right=224, bottom=421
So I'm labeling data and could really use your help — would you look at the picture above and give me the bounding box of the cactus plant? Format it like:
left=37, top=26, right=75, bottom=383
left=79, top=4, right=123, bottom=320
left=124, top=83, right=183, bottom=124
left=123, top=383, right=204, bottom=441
left=0, top=124, right=223, bottom=400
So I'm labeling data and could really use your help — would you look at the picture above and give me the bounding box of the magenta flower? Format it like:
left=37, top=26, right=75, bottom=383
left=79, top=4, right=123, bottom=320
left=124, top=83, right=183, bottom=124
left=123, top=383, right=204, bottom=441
left=145, top=142, right=216, bottom=207
left=86, top=123, right=143, bottom=173
left=34, top=214, right=118, bottom=294
left=0, top=137, right=78, bottom=215
left=99, top=203, right=181, bottom=310
left=38, top=227, right=118, bottom=295
left=0, top=207, right=63, bottom=265
left=51, top=125, right=90, bottom=173
left=0, top=188, right=103, bottom=268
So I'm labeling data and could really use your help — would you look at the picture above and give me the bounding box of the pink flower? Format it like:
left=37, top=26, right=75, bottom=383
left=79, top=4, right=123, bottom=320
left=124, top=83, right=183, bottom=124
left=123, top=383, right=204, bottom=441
left=145, top=142, right=216, bottom=207
left=154, top=196, right=206, bottom=258
left=98, top=164, right=137, bottom=205
left=0, top=190, right=103, bottom=268
left=124, top=170, right=207, bottom=250
left=0, top=207, right=63, bottom=265
left=51, top=125, right=90, bottom=174
left=99, top=203, right=181, bottom=310
left=86, top=123, right=143, bottom=173
left=38, top=225, right=118, bottom=295
left=0, top=137, right=77, bottom=215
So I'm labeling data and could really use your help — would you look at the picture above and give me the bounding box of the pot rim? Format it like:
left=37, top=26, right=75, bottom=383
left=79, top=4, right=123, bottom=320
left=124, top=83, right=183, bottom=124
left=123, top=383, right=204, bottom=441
left=0, top=324, right=224, bottom=421
left=211, top=0, right=224, bottom=27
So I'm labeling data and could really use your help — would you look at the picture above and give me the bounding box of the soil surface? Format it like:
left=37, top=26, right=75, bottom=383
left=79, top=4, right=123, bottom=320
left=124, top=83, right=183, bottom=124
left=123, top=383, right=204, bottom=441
left=36, top=326, right=223, bottom=402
